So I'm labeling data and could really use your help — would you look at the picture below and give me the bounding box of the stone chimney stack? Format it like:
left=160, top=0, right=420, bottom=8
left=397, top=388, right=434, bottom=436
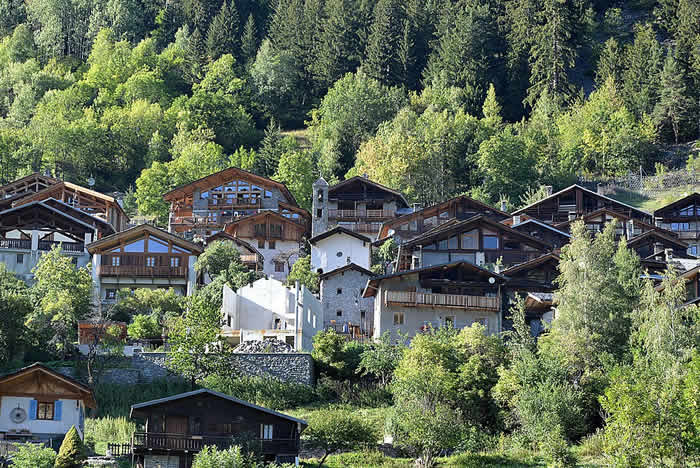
left=543, top=185, right=553, bottom=197
left=568, top=211, right=577, bottom=221
left=312, top=177, right=329, bottom=237
left=665, top=248, right=673, bottom=263
left=655, top=217, right=663, bottom=228
left=512, top=215, right=521, bottom=225
left=500, top=200, right=508, bottom=212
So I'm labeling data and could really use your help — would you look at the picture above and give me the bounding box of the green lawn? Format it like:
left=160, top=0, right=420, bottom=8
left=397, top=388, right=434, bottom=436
left=607, top=186, right=700, bottom=212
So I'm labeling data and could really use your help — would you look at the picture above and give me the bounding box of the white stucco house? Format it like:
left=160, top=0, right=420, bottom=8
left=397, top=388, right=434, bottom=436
left=0, top=363, right=96, bottom=445
left=309, top=226, right=372, bottom=273
left=220, top=278, right=322, bottom=351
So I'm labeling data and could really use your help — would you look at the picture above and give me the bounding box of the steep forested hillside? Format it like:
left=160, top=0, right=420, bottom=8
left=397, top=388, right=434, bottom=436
left=0, top=0, right=697, bottom=218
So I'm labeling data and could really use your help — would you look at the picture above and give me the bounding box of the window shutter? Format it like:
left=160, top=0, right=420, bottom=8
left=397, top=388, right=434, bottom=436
left=54, top=401, right=62, bottom=421
left=29, top=400, right=37, bottom=420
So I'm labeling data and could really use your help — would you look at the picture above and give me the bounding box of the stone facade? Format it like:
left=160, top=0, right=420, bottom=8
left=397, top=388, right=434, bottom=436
left=320, top=268, right=374, bottom=334
left=55, top=352, right=315, bottom=386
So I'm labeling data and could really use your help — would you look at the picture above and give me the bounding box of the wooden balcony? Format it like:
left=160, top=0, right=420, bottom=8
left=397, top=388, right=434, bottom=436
left=0, top=238, right=31, bottom=250
left=386, top=291, right=499, bottom=311
left=484, top=251, right=542, bottom=266
left=239, top=254, right=260, bottom=264
left=100, top=254, right=187, bottom=278
left=38, top=240, right=84, bottom=252
left=329, top=209, right=395, bottom=220
left=132, top=432, right=299, bottom=454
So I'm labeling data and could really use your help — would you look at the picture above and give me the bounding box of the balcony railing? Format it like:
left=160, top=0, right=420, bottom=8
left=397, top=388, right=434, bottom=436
left=329, top=209, right=395, bottom=219
left=38, top=240, right=84, bottom=252
left=239, top=254, right=260, bottom=263
left=386, top=291, right=499, bottom=311
left=0, top=238, right=31, bottom=250
left=132, top=433, right=299, bottom=454
left=100, top=265, right=187, bottom=278
left=484, top=251, right=542, bottom=266
left=100, top=254, right=187, bottom=278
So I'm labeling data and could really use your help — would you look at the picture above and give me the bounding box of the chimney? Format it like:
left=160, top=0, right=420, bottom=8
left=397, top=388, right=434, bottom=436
left=655, top=217, right=663, bottom=228
left=654, top=242, right=664, bottom=255
left=544, top=185, right=553, bottom=197
left=597, top=183, right=604, bottom=195
left=568, top=211, right=576, bottom=221
left=512, top=215, right=521, bottom=225
left=665, top=248, right=673, bottom=263
left=626, top=220, right=634, bottom=239
left=500, top=200, right=508, bottom=212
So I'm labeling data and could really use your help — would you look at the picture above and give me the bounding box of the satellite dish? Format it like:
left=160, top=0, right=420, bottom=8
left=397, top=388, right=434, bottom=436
left=10, top=407, right=26, bottom=424
left=87, top=175, right=96, bottom=187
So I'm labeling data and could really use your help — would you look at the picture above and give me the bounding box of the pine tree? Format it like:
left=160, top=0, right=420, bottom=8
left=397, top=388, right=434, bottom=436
left=153, top=0, right=186, bottom=49
left=255, top=119, right=283, bottom=177
left=206, top=0, right=240, bottom=60
left=240, top=13, right=258, bottom=64
left=189, top=26, right=207, bottom=69
left=622, top=23, right=663, bottom=118
left=363, top=0, right=404, bottom=86
left=482, top=83, right=502, bottom=124
left=654, top=51, right=693, bottom=143
left=595, top=38, right=624, bottom=86
left=312, top=0, right=361, bottom=89
left=187, top=0, right=219, bottom=32
left=54, top=426, right=87, bottom=468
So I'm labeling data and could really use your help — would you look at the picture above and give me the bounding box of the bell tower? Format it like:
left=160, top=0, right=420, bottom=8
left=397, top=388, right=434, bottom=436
left=312, top=177, right=329, bottom=237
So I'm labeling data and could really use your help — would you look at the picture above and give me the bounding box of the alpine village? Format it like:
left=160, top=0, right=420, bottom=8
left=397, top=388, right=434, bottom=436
left=0, top=0, right=699, bottom=467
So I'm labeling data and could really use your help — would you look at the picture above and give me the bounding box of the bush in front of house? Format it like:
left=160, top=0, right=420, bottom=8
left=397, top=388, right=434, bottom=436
left=192, top=445, right=263, bottom=468
left=9, top=442, right=56, bottom=468
left=54, top=426, right=87, bottom=468
left=303, top=408, right=377, bottom=468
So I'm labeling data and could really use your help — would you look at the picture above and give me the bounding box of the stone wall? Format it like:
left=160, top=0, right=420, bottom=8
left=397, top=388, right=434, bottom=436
left=55, top=352, right=314, bottom=386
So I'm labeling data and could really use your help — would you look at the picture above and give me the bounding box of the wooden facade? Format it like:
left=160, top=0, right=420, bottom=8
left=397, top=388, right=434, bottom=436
left=654, top=193, right=700, bottom=253
left=512, top=185, right=653, bottom=225
left=224, top=211, right=307, bottom=243
left=163, top=167, right=309, bottom=236
left=398, top=215, right=552, bottom=271
left=553, top=208, right=670, bottom=239
left=0, top=173, right=58, bottom=211
left=205, top=232, right=263, bottom=272
left=626, top=230, right=691, bottom=260
left=130, top=389, right=306, bottom=467
left=507, top=218, right=570, bottom=250
left=378, top=194, right=509, bottom=242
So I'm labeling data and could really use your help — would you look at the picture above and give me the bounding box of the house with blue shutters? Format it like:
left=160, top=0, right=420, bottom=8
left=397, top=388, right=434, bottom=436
left=0, top=363, right=96, bottom=444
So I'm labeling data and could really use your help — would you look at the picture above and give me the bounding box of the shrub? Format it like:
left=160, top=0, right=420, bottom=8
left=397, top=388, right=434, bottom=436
left=10, top=442, right=56, bottom=468
left=304, top=409, right=378, bottom=468
left=201, top=374, right=316, bottom=410
left=315, top=376, right=392, bottom=407
left=192, top=445, right=263, bottom=468
left=54, top=426, right=87, bottom=468
left=127, top=314, right=161, bottom=340
left=84, top=416, right=137, bottom=454
left=311, top=330, right=366, bottom=379
left=93, top=379, right=193, bottom=417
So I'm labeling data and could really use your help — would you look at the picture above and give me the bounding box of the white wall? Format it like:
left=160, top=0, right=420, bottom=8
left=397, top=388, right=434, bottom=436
left=0, top=396, right=83, bottom=438
left=311, top=234, right=370, bottom=273
left=237, top=238, right=299, bottom=281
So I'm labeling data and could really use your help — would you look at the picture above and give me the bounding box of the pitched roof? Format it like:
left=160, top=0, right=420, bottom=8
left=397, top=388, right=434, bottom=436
left=0, top=199, right=114, bottom=236
left=14, top=181, right=125, bottom=215
left=0, top=172, right=59, bottom=200
left=626, top=229, right=689, bottom=250
left=363, top=260, right=506, bottom=297
left=162, top=167, right=297, bottom=206
left=403, top=214, right=552, bottom=250
left=510, top=219, right=571, bottom=238
left=653, top=192, right=700, bottom=216
left=502, top=253, right=560, bottom=276
left=129, top=388, right=307, bottom=428
left=553, top=208, right=671, bottom=235
left=223, top=210, right=309, bottom=233
left=319, top=263, right=375, bottom=280
left=205, top=232, right=263, bottom=258
left=329, top=176, right=409, bottom=207
left=376, top=194, right=509, bottom=240
left=309, top=226, right=371, bottom=245
left=512, top=184, right=652, bottom=218
left=0, top=363, right=96, bottom=408
left=87, top=223, right=203, bottom=254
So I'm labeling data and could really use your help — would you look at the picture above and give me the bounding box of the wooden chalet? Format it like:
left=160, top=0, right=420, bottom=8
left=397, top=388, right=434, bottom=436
left=163, top=167, right=309, bottom=236
left=0, top=363, right=96, bottom=445
left=376, top=194, right=509, bottom=243
left=0, top=173, right=59, bottom=211
left=627, top=230, right=692, bottom=260
left=512, top=185, right=653, bottom=225
left=653, top=193, right=700, bottom=254
left=224, top=211, right=307, bottom=244
left=130, top=389, right=307, bottom=467
left=363, top=261, right=507, bottom=339
left=502, top=253, right=560, bottom=294
left=655, top=265, right=700, bottom=305
left=205, top=232, right=263, bottom=272
left=397, top=215, right=552, bottom=271
left=506, top=218, right=570, bottom=250
left=553, top=208, right=671, bottom=239
left=319, top=176, right=410, bottom=236
left=87, top=224, right=203, bottom=302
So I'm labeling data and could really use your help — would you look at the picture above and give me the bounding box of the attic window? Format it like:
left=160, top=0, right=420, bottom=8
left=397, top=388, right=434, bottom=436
left=336, top=251, right=343, bottom=257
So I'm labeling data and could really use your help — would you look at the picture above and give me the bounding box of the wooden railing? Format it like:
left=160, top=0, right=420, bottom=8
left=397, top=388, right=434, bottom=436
left=100, top=265, right=187, bottom=278
left=107, top=442, right=132, bottom=457
left=386, top=291, right=499, bottom=311
left=132, top=433, right=299, bottom=454
left=38, top=240, right=84, bottom=252
left=329, top=209, right=395, bottom=219
left=100, top=254, right=188, bottom=278
left=239, top=254, right=259, bottom=263
left=0, top=238, right=31, bottom=250
left=484, top=251, right=542, bottom=266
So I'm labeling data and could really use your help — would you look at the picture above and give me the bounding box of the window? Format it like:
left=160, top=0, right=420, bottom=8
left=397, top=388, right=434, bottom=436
left=680, top=205, right=695, bottom=216
left=16, top=253, right=23, bottom=264
left=336, top=251, right=343, bottom=257
left=269, top=240, right=276, bottom=249
left=274, top=261, right=285, bottom=272
left=360, top=310, right=366, bottom=320
left=691, top=245, right=698, bottom=256
left=483, top=235, right=499, bottom=249
left=106, top=289, right=117, bottom=300
left=316, top=208, right=323, bottom=218
left=170, top=257, right=180, bottom=267
left=448, top=235, right=458, bottom=249
left=438, top=238, right=448, bottom=249
left=393, top=312, right=404, bottom=325
left=258, top=239, right=265, bottom=248
left=37, top=402, right=54, bottom=420
left=111, top=256, right=120, bottom=266
left=336, top=310, right=342, bottom=317
left=146, top=256, right=156, bottom=267
left=261, top=424, right=273, bottom=440
left=461, top=230, right=478, bottom=249
left=337, top=288, right=342, bottom=295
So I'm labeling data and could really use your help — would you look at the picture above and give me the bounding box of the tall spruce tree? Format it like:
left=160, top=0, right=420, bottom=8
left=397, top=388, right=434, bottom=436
left=187, top=0, right=219, bottom=32
left=254, top=119, right=283, bottom=177
left=654, top=51, right=693, bottom=144
left=206, top=0, right=240, bottom=61
left=622, top=23, right=663, bottom=118
left=595, top=38, right=624, bottom=86
left=312, top=0, right=362, bottom=89
left=363, top=0, right=404, bottom=86
left=240, top=13, right=258, bottom=64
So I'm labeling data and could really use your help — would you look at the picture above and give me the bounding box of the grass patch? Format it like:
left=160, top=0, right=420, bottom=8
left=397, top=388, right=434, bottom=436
left=84, top=417, right=136, bottom=455
left=288, top=404, right=392, bottom=442
left=282, top=128, right=311, bottom=149
left=93, top=379, right=192, bottom=418
left=607, top=186, right=700, bottom=212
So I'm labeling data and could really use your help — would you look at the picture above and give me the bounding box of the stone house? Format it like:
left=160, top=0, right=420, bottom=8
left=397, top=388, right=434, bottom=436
left=319, top=264, right=375, bottom=338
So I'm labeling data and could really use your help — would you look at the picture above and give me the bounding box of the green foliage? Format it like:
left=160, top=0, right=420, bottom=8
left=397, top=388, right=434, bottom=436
left=311, top=329, right=365, bottom=379
left=303, top=408, right=377, bottom=468
left=357, top=331, right=405, bottom=386
left=196, top=240, right=243, bottom=278
left=84, top=416, right=137, bottom=450
left=0, top=263, right=31, bottom=366
left=285, top=256, right=319, bottom=294
left=127, top=314, right=161, bottom=340
left=93, top=379, right=193, bottom=418
left=10, top=442, right=56, bottom=468
left=273, top=149, right=316, bottom=211
left=201, top=374, right=316, bottom=410
left=192, top=445, right=265, bottom=468
left=113, top=287, right=184, bottom=326
left=54, top=426, right=86, bottom=468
